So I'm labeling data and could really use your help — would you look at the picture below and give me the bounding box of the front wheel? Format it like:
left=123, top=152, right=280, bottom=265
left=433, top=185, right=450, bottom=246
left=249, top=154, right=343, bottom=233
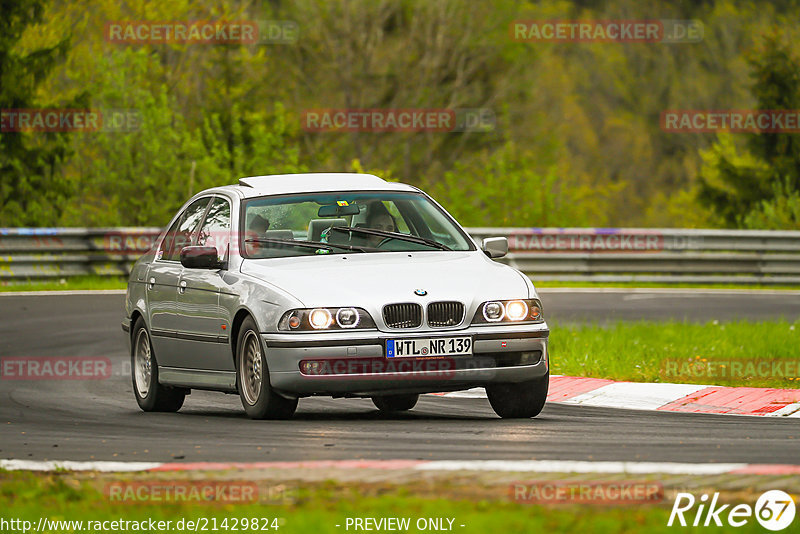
left=236, top=317, right=298, bottom=420
left=372, top=394, right=419, bottom=412
left=486, top=372, right=549, bottom=418
left=131, top=317, right=186, bottom=412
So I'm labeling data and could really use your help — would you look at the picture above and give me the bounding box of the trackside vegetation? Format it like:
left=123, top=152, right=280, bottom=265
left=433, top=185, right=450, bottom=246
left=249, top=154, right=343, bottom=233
left=2, top=1, right=800, bottom=230
left=0, top=471, right=773, bottom=534
left=551, top=320, right=800, bottom=388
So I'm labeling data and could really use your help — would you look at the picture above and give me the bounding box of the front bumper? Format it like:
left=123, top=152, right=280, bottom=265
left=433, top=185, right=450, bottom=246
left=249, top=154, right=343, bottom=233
left=263, top=323, right=549, bottom=397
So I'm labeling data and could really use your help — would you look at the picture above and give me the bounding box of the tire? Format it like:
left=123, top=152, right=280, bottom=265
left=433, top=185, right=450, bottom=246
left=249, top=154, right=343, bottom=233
left=131, top=317, right=186, bottom=412
left=236, top=317, right=298, bottom=420
left=372, top=393, right=419, bottom=412
left=486, top=372, right=549, bottom=419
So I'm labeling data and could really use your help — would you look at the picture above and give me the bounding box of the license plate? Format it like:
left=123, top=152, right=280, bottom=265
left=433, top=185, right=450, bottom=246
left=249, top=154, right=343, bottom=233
left=386, top=337, right=472, bottom=358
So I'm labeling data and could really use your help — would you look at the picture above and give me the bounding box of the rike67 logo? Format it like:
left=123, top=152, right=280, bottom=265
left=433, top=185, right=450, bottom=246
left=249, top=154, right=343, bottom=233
left=668, top=490, right=796, bottom=530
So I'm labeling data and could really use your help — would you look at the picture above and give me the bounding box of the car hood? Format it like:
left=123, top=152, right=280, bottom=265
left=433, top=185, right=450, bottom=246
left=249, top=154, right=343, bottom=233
left=240, top=251, right=533, bottom=308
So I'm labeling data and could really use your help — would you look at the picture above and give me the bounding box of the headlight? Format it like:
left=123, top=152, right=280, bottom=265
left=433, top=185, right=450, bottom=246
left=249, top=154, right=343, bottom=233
left=309, top=308, right=333, bottom=329
left=505, top=300, right=528, bottom=321
left=482, top=301, right=505, bottom=322
left=336, top=307, right=360, bottom=328
left=278, top=307, right=376, bottom=331
left=472, top=299, right=544, bottom=324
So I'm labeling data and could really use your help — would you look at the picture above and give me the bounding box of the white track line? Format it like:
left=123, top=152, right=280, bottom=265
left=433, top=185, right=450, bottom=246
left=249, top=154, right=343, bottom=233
left=0, top=459, right=762, bottom=475
left=0, top=459, right=161, bottom=472
left=415, top=460, right=749, bottom=475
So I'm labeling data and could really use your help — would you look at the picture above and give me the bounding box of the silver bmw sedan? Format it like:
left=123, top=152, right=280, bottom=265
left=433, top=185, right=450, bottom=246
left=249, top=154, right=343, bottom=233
left=123, top=173, right=549, bottom=419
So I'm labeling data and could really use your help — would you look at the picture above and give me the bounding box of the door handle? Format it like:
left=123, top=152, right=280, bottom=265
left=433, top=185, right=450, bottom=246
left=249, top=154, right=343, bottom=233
left=148, top=277, right=155, bottom=290
left=179, top=280, right=187, bottom=294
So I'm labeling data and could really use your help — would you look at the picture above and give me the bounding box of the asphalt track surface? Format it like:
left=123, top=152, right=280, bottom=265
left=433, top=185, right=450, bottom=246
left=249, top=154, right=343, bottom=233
left=0, top=291, right=798, bottom=465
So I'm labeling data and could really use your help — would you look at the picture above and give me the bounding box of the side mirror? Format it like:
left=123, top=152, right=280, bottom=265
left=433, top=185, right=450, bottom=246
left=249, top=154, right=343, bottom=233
left=180, top=246, right=224, bottom=269
left=481, top=237, right=508, bottom=259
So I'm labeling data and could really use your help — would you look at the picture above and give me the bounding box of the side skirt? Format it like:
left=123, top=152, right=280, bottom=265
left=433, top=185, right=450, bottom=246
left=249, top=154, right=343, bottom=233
left=159, top=366, right=237, bottom=392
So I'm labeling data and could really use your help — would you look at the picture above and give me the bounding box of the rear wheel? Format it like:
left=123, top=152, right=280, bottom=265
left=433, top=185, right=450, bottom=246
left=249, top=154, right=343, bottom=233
left=236, top=317, right=298, bottom=419
left=486, top=372, right=549, bottom=418
left=131, top=317, right=186, bottom=412
left=372, top=394, right=419, bottom=412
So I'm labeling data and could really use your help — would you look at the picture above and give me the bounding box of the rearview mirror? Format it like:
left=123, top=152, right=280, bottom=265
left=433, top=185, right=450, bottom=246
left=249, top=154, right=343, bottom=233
left=481, top=237, right=508, bottom=259
left=180, top=246, right=224, bottom=269
left=318, top=203, right=360, bottom=217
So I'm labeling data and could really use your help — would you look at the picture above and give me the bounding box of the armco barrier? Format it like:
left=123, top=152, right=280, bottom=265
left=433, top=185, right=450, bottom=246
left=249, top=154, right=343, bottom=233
left=1, top=227, right=799, bottom=285
left=0, top=227, right=162, bottom=280
left=469, top=227, right=800, bottom=284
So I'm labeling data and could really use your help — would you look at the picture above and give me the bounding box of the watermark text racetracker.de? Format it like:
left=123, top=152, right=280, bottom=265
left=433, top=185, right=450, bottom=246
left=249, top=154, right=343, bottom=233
left=104, top=480, right=296, bottom=505
left=302, top=109, right=495, bottom=133
left=0, top=517, right=285, bottom=533
left=511, top=480, right=664, bottom=505
left=298, top=355, right=499, bottom=381
left=1, top=109, right=140, bottom=132
left=1, top=357, right=112, bottom=381
left=87, top=229, right=705, bottom=255
left=662, top=110, right=800, bottom=133
left=510, top=20, right=703, bottom=43
left=507, top=229, right=703, bottom=253
left=105, top=20, right=298, bottom=45
left=661, top=357, right=800, bottom=383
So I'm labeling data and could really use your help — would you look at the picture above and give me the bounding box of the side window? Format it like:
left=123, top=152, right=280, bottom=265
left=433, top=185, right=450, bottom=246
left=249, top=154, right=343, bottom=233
left=158, top=218, right=182, bottom=261
left=160, top=197, right=211, bottom=261
left=196, top=197, right=231, bottom=261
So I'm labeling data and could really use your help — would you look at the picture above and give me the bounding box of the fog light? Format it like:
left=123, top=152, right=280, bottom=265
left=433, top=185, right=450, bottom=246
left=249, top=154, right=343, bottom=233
left=506, top=300, right=528, bottom=321
left=520, top=351, right=542, bottom=365
left=300, top=361, right=324, bottom=375
left=483, top=301, right=505, bottom=322
left=336, top=307, right=360, bottom=328
left=309, top=308, right=332, bottom=329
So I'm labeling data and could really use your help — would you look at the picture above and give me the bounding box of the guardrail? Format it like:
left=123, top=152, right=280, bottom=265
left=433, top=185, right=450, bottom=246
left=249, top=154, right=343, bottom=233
left=0, top=227, right=162, bottom=280
left=1, top=227, right=800, bottom=285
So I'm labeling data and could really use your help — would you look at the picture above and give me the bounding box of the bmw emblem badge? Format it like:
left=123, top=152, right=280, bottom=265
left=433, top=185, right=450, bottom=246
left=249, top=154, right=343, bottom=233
left=414, top=289, right=427, bottom=296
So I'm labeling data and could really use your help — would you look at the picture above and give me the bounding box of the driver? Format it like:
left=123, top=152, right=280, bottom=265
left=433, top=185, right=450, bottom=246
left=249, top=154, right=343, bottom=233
left=363, top=202, right=397, bottom=247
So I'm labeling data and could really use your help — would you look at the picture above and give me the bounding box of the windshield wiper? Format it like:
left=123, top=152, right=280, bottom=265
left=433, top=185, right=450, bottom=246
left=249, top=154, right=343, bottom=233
left=245, top=238, right=371, bottom=253
left=329, top=226, right=451, bottom=251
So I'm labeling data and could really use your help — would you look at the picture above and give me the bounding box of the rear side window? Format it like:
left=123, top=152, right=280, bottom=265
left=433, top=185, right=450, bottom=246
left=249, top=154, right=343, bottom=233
left=159, top=197, right=211, bottom=261
left=196, top=197, right=231, bottom=262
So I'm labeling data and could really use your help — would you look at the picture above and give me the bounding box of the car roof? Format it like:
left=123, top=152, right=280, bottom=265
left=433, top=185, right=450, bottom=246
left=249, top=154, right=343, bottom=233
left=203, top=173, right=419, bottom=199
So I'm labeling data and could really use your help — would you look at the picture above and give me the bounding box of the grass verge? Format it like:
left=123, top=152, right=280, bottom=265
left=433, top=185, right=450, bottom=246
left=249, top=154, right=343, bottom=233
left=0, top=471, right=772, bottom=534
left=0, top=276, right=127, bottom=292
left=550, top=319, right=800, bottom=388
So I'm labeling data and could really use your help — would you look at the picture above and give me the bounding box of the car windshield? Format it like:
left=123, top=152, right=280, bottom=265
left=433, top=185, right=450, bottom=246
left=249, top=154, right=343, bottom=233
left=241, top=191, right=474, bottom=258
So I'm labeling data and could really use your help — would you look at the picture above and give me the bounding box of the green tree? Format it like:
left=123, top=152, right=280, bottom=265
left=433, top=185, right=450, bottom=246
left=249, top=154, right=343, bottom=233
left=741, top=179, right=800, bottom=229
left=0, top=0, right=86, bottom=226
left=61, top=49, right=304, bottom=226
left=698, top=30, right=800, bottom=227
left=429, top=142, right=622, bottom=228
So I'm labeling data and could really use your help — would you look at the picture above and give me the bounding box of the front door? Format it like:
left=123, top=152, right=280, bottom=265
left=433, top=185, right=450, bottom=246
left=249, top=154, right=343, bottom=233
left=174, top=196, right=234, bottom=371
left=146, top=196, right=211, bottom=367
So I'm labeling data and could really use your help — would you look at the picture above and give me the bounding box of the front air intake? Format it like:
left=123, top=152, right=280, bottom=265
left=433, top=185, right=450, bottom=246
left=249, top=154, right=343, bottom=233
left=382, top=303, right=423, bottom=329
left=427, top=301, right=465, bottom=327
